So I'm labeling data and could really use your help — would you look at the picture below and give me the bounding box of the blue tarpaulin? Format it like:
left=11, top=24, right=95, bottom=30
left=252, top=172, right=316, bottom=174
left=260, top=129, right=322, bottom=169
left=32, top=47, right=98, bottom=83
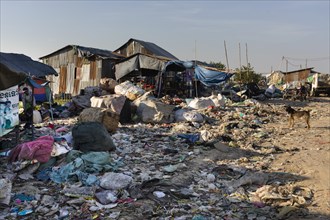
left=194, top=66, right=233, bottom=87
left=161, top=60, right=233, bottom=87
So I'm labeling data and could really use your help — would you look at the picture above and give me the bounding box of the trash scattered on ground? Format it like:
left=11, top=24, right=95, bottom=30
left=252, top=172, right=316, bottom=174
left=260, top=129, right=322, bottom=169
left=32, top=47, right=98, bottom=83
left=1, top=92, right=327, bottom=219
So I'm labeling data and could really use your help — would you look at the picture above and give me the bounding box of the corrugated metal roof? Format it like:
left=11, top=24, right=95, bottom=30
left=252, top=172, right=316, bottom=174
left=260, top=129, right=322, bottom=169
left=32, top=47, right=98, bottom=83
left=283, top=67, right=314, bottom=74
left=114, top=38, right=178, bottom=60
left=39, top=45, right=125, bottom=60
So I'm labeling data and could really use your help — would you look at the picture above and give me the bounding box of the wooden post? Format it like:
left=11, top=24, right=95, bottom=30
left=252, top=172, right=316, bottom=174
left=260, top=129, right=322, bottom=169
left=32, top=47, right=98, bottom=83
left=286, top=58, right=289, bottom=84
left=224, top=40, right=229, bottom=71
left=246, top=43, right=249, bottom=82
left=28, top=80, right=35, bottom=140
left=286, top=59, right=288, bottom=72
left=239, top=43, right=242, bottom=83
left=195, top=40, right=198, bottom=97
left=157, top=72, right=163, bottom=98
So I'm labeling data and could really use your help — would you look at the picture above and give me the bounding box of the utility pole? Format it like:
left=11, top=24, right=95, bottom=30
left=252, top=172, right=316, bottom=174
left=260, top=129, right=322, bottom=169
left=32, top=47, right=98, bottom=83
left=305, top=59, right=307, bottom=69
left=224, top=40, right=229, bottom=71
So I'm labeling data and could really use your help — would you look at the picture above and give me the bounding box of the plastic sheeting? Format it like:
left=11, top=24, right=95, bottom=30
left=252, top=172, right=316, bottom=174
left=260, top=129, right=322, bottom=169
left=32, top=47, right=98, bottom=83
left=49, top=150, right=115, bottom=186
left=115, top=54, right=166, bottom=80
left=0, top=52, right=57, bottom=90
left=161, top=60, right=232, bottom=87
left=194, top=66, right=233, bottom=87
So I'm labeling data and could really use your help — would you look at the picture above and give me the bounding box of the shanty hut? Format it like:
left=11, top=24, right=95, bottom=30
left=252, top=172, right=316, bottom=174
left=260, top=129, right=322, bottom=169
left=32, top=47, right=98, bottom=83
left=39, top=45, right=124, bottom=96
left=1, top=52, right=58, bottom=136
left=267, top=71, right=284, bottom=85
left=282, top=68, right=318, bottom=83
left=113, top=38, right=178, bottom=88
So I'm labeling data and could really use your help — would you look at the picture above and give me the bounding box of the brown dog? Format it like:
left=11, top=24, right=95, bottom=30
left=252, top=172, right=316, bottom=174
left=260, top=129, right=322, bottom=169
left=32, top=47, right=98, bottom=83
left=285, top=106, right=311, bottom=129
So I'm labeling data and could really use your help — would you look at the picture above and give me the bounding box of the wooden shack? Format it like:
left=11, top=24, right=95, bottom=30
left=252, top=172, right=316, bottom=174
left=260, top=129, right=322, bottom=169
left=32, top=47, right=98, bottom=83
left=283, top=68, right=315, bottom=83
left=39, top=45, right=124, bottom=96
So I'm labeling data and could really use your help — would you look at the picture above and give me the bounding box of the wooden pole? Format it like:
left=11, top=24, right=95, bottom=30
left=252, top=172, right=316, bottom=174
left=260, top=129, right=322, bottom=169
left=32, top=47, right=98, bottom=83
left=224, top=40, right=229, bottom=71
left=223, top=41, right=232, bottom=100
left=286, top=59, right=288, bottom=73
left=28, top=80, right=35, bottom=140
left=195, top=40, right=198, bottom=97
left=246, top=43, right=249, bottom=82
left=286, top=58, right=288, bottom=84
left=239, top=43, right=242, bottom=83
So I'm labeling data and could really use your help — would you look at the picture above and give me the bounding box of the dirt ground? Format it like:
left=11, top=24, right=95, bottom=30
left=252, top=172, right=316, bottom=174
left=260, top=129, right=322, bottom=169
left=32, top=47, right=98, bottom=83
left=264, top=97, right=330, bottom=219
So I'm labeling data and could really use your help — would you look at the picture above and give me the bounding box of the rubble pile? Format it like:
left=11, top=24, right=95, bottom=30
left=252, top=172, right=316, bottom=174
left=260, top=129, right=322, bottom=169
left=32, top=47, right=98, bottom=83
left=0, top=90, right=316, bottom=219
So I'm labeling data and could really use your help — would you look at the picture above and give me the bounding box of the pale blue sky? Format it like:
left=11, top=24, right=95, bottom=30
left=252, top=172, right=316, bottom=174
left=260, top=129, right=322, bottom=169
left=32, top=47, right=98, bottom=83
left=1, top=0, right=329, bottom=73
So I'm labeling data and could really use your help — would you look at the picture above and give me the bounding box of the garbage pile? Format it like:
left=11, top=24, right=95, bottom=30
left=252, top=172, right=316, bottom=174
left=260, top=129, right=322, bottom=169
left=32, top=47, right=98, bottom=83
left=0, top=81, right=314, bottom=219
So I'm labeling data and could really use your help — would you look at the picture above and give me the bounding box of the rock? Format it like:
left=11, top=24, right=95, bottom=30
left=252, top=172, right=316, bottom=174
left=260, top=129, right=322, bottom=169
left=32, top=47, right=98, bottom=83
left=95, top=190, right=118, bottom=204
left=207, top=174, right=216, bottom=183
left=153, top=191, right=166, bottom=198
left=100, top=172, right=133, bottom=190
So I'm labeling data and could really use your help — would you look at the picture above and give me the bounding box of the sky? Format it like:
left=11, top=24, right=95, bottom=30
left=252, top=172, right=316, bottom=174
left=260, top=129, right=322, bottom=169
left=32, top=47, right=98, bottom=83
left=0, top=0, right=329, bottom=74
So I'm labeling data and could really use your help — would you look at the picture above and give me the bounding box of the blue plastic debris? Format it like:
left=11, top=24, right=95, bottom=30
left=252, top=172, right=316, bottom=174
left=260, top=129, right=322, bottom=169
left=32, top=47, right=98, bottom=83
left=177, top=133, right=200, bottom=143
left=17, top=209, right=33, bottom=216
